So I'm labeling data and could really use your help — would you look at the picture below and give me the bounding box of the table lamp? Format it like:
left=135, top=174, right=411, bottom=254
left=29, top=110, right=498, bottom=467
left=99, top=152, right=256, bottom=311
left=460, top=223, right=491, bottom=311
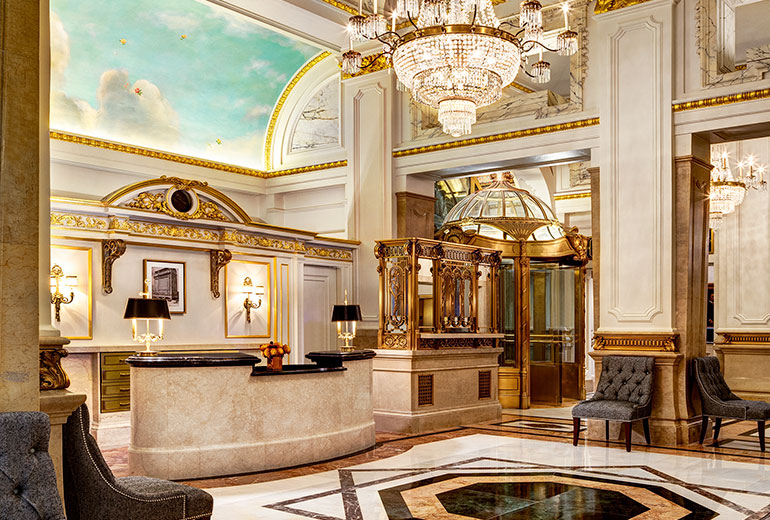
left=331, top=290, right=362, bottom=352
left=124, top=280, right=171, bottom=356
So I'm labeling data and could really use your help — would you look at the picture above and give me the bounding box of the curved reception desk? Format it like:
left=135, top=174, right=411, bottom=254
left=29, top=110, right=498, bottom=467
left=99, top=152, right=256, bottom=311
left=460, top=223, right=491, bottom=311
left=126, top=350, right=376, bottom=480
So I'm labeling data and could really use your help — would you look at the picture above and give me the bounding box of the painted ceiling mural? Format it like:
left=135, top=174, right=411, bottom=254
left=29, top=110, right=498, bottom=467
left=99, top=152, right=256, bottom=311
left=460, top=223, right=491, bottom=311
left=50, top=0, right=321, bottom=170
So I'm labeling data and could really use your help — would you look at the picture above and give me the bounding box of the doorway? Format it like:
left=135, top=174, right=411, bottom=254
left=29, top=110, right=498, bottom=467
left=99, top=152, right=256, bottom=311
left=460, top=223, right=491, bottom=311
left=303, top=265, right=339, bottom=353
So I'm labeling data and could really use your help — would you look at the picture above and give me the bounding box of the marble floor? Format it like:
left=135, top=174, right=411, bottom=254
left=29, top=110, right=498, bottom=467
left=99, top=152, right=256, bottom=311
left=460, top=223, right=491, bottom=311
left=103, top=412, right=770, bottom=519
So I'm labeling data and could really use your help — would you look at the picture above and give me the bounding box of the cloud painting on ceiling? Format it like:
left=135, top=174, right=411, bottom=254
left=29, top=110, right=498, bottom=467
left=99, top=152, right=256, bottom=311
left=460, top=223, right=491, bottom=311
left=50, top=0, right=321, bottom=170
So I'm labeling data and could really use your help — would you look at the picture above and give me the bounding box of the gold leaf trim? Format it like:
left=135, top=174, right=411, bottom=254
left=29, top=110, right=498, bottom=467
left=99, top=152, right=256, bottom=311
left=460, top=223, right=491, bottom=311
left=593, top=333, right=678, bottom=352
left=393, top=118, right=600, bottom=158
left=594, top=0, right=652, bottom=14
left=264, top=51, right=332, bottom=170
left=305, top=246, right=353, bottom=261
left=719, top=332, right=770, bottom=344
left=50, top=130, right=343, bottom=179
left=554, top=192, right=591, bottom=201
left=341, top=54, right=392, bottom=79
left=672, top=87, right=770, bottom=112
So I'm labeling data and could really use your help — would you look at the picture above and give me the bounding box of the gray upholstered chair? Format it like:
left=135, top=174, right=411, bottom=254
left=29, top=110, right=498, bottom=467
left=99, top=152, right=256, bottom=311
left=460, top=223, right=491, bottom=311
left=63, top=404, right=213, bottom=520
left=0, top=411, right=66, bottom=520
left=694, top=356, right=770, bottom=451
left=572, top=355, right=655, bottom=452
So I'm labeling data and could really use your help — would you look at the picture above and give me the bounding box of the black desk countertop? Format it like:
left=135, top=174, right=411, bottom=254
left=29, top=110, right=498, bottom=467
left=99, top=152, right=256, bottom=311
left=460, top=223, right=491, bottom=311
left=125, top=351, right=260, bottom=368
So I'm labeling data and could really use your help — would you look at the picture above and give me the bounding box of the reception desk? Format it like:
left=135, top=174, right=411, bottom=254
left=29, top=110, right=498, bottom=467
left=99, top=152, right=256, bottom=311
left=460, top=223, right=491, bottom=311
left=126, top=350, right=376, bottom=480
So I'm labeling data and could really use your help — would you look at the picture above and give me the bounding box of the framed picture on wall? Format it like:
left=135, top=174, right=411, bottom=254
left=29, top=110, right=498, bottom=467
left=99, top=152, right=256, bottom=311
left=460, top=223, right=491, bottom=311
left=143, top=260, right=186, bottom=314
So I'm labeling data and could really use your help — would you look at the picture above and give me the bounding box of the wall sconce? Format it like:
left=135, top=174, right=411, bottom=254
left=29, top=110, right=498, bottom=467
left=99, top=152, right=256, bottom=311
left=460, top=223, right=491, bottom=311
left=331, top=290, right=362, bottom=352
left=124, top=280, right=171, bottom=357
left=50, top=264, right=77, bottom=322
left=243, top=276, right=264, bottom=324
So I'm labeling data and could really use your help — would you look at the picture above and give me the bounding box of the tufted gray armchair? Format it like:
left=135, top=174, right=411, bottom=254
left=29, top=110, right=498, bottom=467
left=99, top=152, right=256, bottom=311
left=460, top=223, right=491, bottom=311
left=63, top=404, right=213, bottom=520
left=0, top=411, right=66, bottom=519
left=572, top=355, right=655, bottom=452
left=694, top=356, right=770, bottom=451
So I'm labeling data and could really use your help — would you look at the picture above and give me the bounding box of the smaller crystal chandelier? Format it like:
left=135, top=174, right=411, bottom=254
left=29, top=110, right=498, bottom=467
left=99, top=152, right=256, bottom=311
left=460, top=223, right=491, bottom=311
left=709, top=149, right=747, bottom=230
left=342, top=0, right=580, bottom=137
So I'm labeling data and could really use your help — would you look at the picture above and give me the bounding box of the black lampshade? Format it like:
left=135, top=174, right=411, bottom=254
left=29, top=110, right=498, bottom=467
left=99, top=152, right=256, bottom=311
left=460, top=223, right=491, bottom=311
left=331, top=304, right=362, bottom=322
left=124, top=298, right=171, bottom=320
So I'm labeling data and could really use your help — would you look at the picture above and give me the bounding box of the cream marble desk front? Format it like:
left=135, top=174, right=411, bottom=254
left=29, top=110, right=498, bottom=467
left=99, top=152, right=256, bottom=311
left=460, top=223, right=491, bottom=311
left=127, top=351, right=376, bottom=480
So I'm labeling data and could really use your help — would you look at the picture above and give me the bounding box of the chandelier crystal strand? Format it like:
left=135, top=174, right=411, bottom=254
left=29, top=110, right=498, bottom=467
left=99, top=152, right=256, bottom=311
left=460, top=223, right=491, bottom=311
left=709, top=211, right=723, bottom=230
left=395, top=0, right=420, bottom=19
left=520, top=0, right=543, bottom=31
left=557, top=29, right=578, bottom=56
left=438, top=99, right=476, bottom=137
left=342, top=48, right=362, bottom=75
left=532, top=50, right=550, bottom=83
left=348, top=0, right=367, bottom=41
left=418, top=0, right=448, bottom=27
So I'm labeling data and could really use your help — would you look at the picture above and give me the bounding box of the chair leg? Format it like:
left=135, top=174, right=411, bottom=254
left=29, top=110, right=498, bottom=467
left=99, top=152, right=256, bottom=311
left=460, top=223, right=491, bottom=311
left=624, top=422, right=632, bottom=452
left=713, top=418, right=722, bottom=444
left=573, top=418, right=580, bottom=446
left=759, top=421, right=766, bottom=452
left=605, top=421, right=610, bottom=441
left=643, top=418, right=651, bottom=445
left=699, top=416, right=708, bottom=444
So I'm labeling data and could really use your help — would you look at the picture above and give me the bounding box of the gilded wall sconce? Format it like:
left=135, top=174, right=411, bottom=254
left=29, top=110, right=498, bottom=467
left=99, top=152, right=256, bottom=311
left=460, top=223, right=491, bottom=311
left=242, top=276, right=264, bottom=323
left=50, top=264, right=77, bottom=322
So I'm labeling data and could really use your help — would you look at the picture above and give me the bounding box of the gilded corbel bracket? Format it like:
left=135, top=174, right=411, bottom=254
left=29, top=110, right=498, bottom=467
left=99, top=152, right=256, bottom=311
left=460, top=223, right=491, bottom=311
left=593, top=333, right=679, bottom=352
left=101, top=239, right=127, bottom=294
left=210, top=249, right=232, bottom=298
left=40, top=343, right=70, bottom=390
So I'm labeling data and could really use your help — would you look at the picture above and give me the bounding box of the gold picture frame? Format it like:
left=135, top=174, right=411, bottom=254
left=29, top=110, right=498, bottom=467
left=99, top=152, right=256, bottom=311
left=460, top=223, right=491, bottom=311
left=142, top=259, right=187, bottom=314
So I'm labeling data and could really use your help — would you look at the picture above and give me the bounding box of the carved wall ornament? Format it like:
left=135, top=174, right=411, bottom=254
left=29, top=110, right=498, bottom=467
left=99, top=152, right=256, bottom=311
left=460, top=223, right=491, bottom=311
left=209, top=249, right=232, bottom=298
left=718, top=332, right=770, bottom=344
left=124, top=183, right=230, bottom=222
left=593, top=333, right=678, bottom=352
left=101, top=239, right=126, bottom=294
left=40, top=347, right=70, bottom=391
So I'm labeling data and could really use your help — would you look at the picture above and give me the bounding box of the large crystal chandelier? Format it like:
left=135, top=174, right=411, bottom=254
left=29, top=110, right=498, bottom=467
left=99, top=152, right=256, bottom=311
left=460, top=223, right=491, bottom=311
left=709, top=150, right=746, bottom=230
left=343, top=0, right=579, bottom=137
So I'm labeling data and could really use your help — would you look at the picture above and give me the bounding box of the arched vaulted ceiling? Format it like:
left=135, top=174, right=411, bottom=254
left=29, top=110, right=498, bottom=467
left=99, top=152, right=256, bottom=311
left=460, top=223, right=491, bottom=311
left=50, top=0, right=324, bottom=170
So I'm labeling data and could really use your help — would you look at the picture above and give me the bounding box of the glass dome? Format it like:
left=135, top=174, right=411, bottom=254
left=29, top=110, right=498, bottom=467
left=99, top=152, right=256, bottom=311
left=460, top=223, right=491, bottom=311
left=440, top=177, right=566, bottom=241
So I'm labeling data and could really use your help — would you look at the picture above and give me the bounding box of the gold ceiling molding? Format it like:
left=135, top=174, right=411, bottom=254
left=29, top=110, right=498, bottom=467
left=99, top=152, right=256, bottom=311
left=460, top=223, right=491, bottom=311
left=265, top=160, right=347, bottom=178
left=341, top=54, right=392, bottom=79
left=321, top=0, right=506, bottom=15
left=593, top=332, right=678, bottom=352
left=594, top=0, right=651, bottom=14
left=50, top=129, right=343, bottom=179
left=672, top=87, right=770, bottom=112
left=393, top=117, right=600, bottom=158
left=264, top=51, right=332, bottom=171
left=718, top=332, right=770, bottom=344
left=554, top=192, right=591, bottom=201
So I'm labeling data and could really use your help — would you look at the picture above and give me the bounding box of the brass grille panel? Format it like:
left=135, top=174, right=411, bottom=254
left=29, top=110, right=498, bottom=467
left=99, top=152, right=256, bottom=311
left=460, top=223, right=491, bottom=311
left=418, top=374, right=434, bottom=406
left=478, top=370, right=492, bottom=399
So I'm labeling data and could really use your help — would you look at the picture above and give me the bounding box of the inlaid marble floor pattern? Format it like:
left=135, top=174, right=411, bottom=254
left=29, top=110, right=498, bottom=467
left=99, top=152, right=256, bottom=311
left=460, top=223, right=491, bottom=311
left=205, top=434, right=770, bottom=519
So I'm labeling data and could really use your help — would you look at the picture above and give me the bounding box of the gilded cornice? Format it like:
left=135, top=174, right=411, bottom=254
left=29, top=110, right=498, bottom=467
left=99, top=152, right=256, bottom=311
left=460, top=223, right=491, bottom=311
left=264, top=51, right=332, bottom=170
left=50, top=130, right=343, bottom=179
left=393, top=117, right=600, bottom=158
left=320, top=0, right=505, bottom=14
left=593, top=332, right=678, bottom=352
left=51, top=211, right=356, bottom=261
left=594, top=0, right=652, bottom=14
left=554, top=192, right=591, bottom=201
left=718, top=332, right=770, bottom=344
left=341, top=54, right=392, bottom=80
left=672, top=87, right=770, bottom=112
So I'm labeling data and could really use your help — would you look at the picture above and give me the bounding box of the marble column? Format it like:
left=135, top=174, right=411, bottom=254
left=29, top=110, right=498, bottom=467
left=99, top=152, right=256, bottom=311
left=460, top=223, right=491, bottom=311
left=342, top=70, right=395, bottom=349
left=395, top=192, right=436, bottom=239
left=714, top=138, right=770, bottom=400
left=0, top=0, right=42, bottom=412
left=592, top=0, right=706, bottom=445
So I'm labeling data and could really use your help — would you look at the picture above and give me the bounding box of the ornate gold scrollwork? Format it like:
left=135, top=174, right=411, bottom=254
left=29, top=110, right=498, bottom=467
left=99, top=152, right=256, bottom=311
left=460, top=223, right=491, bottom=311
left=210, top=249, right=232, bottom=298
left=593, top=333, right=678, bottom=352
left=566, top=228, right=591, bottom=263
left=40, top=346, right=70, bottom=390
left=101, top=239, right=126, bottom=294
left=719, top=333, right=770, bottom=345
left=125, top=177, right=230, bottom=222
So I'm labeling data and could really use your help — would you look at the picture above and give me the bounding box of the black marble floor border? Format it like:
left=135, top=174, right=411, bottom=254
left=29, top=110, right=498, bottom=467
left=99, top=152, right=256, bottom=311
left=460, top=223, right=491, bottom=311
left=262, top=451, right=770, bottom=520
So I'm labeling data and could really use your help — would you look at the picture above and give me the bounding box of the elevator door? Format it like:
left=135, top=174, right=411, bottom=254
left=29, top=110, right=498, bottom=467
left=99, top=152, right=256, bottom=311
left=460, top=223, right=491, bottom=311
left=529, top=265, right=579, bottom=405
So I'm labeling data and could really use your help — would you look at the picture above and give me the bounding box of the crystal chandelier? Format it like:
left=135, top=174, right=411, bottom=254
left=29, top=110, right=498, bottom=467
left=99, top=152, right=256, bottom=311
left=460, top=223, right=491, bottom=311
left=343, top=0, right=579, bottom=137
left=709, top=150, right=746, bottom=230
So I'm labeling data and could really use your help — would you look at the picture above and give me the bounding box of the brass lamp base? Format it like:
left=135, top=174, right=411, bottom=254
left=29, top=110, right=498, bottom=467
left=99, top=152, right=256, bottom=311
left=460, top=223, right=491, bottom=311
left=135, top=350, right=159, bottom=357
left=340, top=344, right=356, bottom=353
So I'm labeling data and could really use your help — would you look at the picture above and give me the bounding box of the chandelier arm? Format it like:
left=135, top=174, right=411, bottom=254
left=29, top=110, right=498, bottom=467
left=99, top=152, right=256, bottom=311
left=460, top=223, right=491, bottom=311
left=521, top=39, right=560, bottom=53
left=360, top=51, right=389, bottom=69
left=406, top=9, right=419, bottom=31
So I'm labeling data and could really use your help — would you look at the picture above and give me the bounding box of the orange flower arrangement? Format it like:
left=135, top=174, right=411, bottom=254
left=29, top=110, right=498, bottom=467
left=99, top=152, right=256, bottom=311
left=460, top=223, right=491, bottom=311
left=260, top=341, right=290, bottom=371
